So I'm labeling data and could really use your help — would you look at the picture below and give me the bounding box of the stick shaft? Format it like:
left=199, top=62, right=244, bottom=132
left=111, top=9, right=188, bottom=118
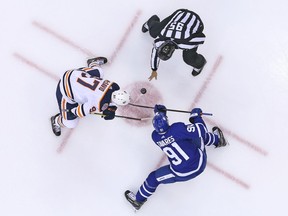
left=128, top=103, right=213, bottom=116
left=62, top=109, right=149, bottom=121
left=92, top=112, right=150, bottom=121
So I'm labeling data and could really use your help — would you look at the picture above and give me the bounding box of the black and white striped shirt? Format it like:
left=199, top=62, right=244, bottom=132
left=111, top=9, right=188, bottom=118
left=151, top=9, right=205, bottom=71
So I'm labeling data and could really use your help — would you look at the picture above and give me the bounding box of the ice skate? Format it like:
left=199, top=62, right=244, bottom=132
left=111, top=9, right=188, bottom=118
left=142, top=21, right=149, bottom=33
left=87, top=56, right=108, bottom=67
left=51, top=114, right=61, bottom=136
left=192, top=58, right=207, bottom=76
left=212, top=126, right=228, bottom=147
left=124, top=190, right=146, bottom=211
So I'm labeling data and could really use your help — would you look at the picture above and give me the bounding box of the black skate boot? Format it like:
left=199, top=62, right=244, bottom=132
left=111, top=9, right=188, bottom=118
left=192, top=67, right=204, bottom=76
left=124, top=190, right=146, bottom=211
left=212, top=127, right=228, bottom=148
left=192, top=55, right=207, bottom=76
left=87, top=57, right=108, bottom=67
left=142, top=21, right=149, bottom=33
left=51, top=113, right=61, bottom=136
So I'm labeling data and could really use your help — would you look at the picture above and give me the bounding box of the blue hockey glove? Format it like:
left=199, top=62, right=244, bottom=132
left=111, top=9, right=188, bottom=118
left=189, top=108, right=203, bottom=123
left=154, top=104, right=167, bottom=115
left=102, top=106, right=117, bottom=120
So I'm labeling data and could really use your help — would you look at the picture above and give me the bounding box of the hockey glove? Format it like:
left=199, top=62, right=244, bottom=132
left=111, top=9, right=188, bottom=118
left=154, top=104, right=167, bottom=115
left=189, top=108, right=203, bottom=123
left=102, top=106, right=117, bottom=120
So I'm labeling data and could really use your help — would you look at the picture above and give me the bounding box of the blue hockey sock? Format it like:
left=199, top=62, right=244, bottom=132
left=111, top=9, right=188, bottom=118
left=205, top=132, right=219, bottom=146
left=136, top=172, right=159, bottom=202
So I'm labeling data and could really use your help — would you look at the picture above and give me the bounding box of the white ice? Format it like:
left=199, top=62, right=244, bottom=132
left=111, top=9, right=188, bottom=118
left=1, top=0, right=288, bottom=216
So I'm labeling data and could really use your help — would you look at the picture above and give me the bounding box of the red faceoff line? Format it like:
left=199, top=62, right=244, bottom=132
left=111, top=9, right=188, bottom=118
left=32, top=9, right=142, bottom=62
left=32, top=21, right=95, bottom=57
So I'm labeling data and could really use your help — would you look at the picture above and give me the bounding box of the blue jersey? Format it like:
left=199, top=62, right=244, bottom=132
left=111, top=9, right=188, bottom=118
left=151, top=122, right=207, bottom=177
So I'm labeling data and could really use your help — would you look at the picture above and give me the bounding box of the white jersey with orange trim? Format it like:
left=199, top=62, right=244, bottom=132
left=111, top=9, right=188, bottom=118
left=59, top=68, right=115, bottom=117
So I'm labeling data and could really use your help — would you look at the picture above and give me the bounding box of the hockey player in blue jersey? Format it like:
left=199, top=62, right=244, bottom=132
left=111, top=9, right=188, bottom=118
left=125, top=104, right=228, bottom=210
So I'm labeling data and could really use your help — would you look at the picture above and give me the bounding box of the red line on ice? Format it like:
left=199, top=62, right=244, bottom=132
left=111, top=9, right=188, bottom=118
left=190, top=56, right=222, bottom=108
left=32, top=9, right=142, bottom=63
left=205, top=118, right=268, bottom=156
left=13, top=53, right=59, bottom=81
left=155, top=156, right=249, bottom=189
left=190, top=55, right=268, bottom=156
left=32, top=21, right=95, bottom=57
left=191, top=56, right=251, bottom=188
left=56, top=129, right=74, bottom=153
left=109, top=10, right=142, bottom=64
left=207, top=162, right=250, bottom=189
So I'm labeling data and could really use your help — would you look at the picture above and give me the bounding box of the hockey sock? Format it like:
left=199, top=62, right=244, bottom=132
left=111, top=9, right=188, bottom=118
left=56, top=115, right=65, bottom=128
left=136, top=172, right=159, bottom=202
left=204, top=132, right=219, bottom=146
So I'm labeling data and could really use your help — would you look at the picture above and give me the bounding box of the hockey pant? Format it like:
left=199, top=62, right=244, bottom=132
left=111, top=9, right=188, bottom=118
left=182, top=48, right=206, bottom=70
left=55, top=82, right=79, bottom=128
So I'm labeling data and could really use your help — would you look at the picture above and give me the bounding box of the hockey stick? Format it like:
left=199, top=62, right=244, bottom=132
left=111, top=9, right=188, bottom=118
left=62, top=109, right=151, bottom=121
left=128, top=103, right=213, bottom=116
left=92, top=112, right=152, bottom=121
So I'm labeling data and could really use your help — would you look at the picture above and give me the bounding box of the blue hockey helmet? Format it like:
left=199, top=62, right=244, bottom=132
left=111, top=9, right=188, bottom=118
left=152, top=112, right=169, bottom=134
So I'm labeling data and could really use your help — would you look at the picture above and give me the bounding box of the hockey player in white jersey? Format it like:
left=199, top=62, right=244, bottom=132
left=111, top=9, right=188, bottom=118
left=125, top=104, right=228, bottom=211
left=50, top=57, right=130, bottom=136
left=142, top=9, right=207, bottom=80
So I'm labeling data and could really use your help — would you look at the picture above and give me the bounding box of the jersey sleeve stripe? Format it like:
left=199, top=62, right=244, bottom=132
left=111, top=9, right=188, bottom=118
left=81, top=67, right=93, bottom=71
left=62, top=70, right=75, bottom=101
left=76, top=105, right=85, bottom=117
left=61, top=98, right=67, bottom=120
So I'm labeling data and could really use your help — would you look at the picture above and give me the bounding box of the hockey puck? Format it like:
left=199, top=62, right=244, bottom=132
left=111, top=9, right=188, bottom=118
left=140, top=88, right=147, bottom=94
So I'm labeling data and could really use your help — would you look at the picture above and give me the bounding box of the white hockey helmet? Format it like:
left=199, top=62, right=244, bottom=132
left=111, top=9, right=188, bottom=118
left=111, top=90, right=131, bottom=106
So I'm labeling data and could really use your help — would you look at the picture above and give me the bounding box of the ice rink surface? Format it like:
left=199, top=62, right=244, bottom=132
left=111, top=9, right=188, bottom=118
left=1, top=0, right=288, bottom=215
